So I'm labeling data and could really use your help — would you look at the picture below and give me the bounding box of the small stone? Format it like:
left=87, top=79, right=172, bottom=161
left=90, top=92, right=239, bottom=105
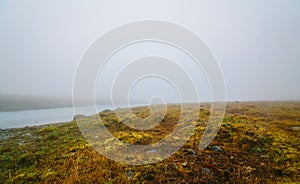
left=184, top=148, right=196, bottom=155
left=290, top=126, right=300, bottom=131
left=202, top=167, right=211, bottom=175
left=25, top=133, right=32, bottom=137
left=244, top=166, right=256, bottom=174
left=62, top=152, right=75, bottom=158
left=181, top=162, right=188, bottom=167
left=126, top=171, right=133, bottom=180
left=173, top=162, right=178, bottom=169
left=0, top=135, right=8, bottom=140
left=212, top=145, right=223, bottom=152
left=17, top=141, right=24, bottom=145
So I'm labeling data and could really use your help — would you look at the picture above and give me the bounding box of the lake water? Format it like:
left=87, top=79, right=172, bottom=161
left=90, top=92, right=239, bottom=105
left=0, top=105, right=114, bottom=129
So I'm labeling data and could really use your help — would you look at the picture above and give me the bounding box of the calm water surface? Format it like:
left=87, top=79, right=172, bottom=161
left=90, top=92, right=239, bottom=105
left=0, top=105, right=113, bottom=129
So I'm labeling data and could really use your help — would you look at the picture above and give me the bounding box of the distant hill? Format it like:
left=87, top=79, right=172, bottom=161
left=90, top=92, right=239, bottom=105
left=0, top=95, right=73, bottom=111
left=0, top=95, right=147, bottom=112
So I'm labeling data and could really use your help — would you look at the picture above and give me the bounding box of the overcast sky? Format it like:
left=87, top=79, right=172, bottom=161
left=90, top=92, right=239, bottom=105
left=0, top=0, right=299, bottom=102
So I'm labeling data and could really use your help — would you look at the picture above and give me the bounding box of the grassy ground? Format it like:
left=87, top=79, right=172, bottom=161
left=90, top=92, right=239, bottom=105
left=0, top=102, right=299, bottom=183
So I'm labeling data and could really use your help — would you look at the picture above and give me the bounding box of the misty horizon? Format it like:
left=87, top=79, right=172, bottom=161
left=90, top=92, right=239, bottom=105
left=1, top=1, right=300, bottom=103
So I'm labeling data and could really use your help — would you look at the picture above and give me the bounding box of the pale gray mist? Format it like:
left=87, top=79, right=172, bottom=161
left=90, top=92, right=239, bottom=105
left=0, top=0, right=300, bottom=102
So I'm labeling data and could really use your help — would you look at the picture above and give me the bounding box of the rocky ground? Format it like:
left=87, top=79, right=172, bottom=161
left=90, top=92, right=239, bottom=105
left=0, top=102, right=299, bottom=183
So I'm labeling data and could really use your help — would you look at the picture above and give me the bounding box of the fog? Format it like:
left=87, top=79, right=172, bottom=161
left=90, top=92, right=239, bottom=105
left=0, top=0, right=300, bottom=103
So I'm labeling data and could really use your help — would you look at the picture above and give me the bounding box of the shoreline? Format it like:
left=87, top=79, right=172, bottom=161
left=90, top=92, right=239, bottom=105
left=1, top=101, right=300, bottom=130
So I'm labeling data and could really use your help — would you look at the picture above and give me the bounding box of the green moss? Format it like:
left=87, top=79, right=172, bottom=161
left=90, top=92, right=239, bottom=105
left=38, top=126, right=58, bottom=133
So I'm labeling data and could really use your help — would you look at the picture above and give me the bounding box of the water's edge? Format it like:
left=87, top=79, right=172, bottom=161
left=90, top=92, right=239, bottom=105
left=0, top=105, right=113, bottom=129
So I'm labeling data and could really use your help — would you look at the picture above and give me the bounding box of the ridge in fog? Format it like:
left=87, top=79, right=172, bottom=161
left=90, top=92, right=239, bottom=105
left=0, top=94, right=73, bottom=111
left=0, top=94, right=149, bottom=112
